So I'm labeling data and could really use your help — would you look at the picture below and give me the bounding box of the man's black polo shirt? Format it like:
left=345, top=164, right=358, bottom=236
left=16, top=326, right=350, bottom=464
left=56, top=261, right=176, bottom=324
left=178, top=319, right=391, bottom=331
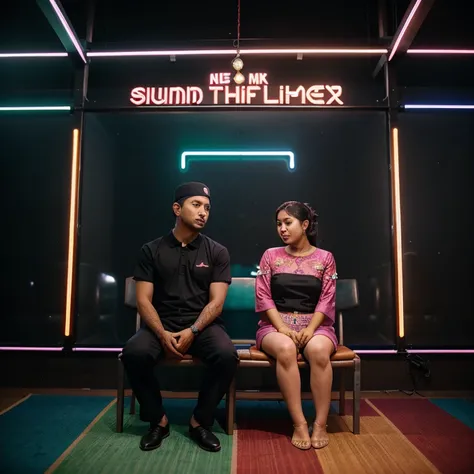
left=133, top=231, right=231, bottom=332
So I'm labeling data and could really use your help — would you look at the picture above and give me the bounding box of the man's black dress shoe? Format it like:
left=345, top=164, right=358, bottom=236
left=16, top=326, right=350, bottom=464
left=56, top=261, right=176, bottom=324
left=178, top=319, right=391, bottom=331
left=139, top=424, right=170, bottom=451
left=189, top=424, right=221, bottom=452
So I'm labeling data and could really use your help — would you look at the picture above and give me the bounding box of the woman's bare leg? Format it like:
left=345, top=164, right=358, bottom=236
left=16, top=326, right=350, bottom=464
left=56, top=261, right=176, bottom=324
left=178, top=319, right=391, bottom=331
left=262, top=332, right=310, bottom=449
left=303, top=335, right=334, bottom=449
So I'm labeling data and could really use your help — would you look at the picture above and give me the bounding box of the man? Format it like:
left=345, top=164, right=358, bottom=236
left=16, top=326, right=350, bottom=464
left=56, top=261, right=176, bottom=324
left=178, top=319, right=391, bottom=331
left=122, top=182, right=238, bottom=452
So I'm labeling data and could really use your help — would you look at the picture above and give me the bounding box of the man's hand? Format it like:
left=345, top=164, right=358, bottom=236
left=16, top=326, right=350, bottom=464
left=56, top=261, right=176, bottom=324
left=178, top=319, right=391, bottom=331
left=159, top=331, right=184, bottom=359
left=296, top=327, right=314, bottom=348
left=278, top=326, right=299, bottom=347
left=172, top=328, right=195, bottom=355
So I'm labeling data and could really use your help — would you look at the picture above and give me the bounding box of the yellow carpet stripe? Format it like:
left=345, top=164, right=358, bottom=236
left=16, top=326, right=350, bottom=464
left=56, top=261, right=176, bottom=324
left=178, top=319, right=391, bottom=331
left=313, top=402, right=442, bottom=474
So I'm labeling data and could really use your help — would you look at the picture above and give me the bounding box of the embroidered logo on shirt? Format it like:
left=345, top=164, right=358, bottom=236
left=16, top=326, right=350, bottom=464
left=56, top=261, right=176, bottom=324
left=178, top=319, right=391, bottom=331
left=196, top=262, right=209, bottom=268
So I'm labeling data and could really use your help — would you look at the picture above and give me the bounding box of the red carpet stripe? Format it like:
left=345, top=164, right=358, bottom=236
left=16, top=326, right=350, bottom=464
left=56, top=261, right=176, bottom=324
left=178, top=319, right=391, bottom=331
left=370, top=398, right=474, bottom=474
left=236, top=419, right=323, bottom=474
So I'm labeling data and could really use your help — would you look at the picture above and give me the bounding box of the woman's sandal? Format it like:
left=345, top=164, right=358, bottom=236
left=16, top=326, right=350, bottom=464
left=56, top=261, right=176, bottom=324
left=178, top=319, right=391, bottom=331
left=311, top=421, right=329, bottom=449
left=291, top=422, right=311, bottom=450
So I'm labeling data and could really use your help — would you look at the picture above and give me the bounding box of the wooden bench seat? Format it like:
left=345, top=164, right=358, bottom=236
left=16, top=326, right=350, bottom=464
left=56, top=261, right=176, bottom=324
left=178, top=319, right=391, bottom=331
left=116, top=277, right=361, bottom=436
left=241, top=344, right=356, bottom=362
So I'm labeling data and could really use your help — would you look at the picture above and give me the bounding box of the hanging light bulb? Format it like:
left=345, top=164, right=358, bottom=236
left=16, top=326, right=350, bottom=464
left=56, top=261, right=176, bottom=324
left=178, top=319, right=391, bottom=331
left=232, top=54, right=244, bottom=84
left=234, top=71, right=245, bottom=84
left=232, top=56, right=243, bottom=71
left=232, top=1, right=244, bottom=85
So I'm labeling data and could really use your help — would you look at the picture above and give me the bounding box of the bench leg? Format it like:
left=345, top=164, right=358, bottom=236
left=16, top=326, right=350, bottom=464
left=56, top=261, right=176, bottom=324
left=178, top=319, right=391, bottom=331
left=116, top=358, right=125, bottom=433
left=130, top=392, right=136, bottom=415
left=339, top=369, right=346, bottom=416
left=352, top=357, right=361, bottom=434
left=225, top=375, right=236, bottom=435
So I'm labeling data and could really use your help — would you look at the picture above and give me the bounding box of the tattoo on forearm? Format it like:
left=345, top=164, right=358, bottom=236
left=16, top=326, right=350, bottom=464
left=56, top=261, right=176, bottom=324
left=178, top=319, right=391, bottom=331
left=194, top=302, right=222, bottom=330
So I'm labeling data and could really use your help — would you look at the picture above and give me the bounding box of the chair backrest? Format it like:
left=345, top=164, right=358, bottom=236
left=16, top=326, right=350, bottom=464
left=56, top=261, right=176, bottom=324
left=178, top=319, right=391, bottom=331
left=335, top=278, right=359, bottom=345
left=220, top=278, right=256, bottom=342
left=336, top=278, right=359, bottom=311
left=124, top=276, right=137, bottom=309
left=223, top=277, right=255, bottom=311
left=124, top=276, right=359, bottom=343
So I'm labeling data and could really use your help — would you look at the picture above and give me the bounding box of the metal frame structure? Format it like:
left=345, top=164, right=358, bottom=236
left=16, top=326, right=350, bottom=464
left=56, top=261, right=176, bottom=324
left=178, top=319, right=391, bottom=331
left=0, top=0, right=471, bottom=353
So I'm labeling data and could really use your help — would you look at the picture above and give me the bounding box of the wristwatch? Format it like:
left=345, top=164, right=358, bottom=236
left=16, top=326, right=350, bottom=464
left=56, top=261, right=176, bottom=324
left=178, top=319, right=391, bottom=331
left=190, top=324, right=200, bottom=336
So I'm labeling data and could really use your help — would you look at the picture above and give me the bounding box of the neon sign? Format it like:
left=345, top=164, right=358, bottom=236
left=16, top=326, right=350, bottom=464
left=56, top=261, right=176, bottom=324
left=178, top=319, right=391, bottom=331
left=130, top=72, right=343, bottom=107
left=180, top=151, right=295, bottom=171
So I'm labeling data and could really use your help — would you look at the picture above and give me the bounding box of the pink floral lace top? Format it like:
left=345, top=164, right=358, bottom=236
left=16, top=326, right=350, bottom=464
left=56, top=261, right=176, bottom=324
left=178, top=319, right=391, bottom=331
left=255, top=246, right=338, bottom=324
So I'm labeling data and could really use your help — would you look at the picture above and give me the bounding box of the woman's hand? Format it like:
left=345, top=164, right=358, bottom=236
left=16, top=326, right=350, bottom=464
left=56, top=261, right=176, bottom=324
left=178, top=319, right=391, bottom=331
left=278, top=326, right=299, bottom=346
left=296, top=327, right=314, bottom=348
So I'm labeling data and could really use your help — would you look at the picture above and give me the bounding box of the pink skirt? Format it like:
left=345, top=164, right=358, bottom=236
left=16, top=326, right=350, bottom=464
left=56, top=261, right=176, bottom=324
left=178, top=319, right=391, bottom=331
left=256, top=312, right=338, bottom=352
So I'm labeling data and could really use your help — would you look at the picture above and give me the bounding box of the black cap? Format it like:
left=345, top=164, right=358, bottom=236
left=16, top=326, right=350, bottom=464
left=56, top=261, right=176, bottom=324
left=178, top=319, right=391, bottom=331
left=174, top=182, right=211, bottom=203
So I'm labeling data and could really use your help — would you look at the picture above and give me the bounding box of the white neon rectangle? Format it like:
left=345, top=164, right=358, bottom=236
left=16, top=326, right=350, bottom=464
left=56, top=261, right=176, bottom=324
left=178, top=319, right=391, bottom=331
left=181, top=151, right=295, bottom=171
left=0, top=106, right=71, bottom=111
left=404, top=104, right=474, bottom=109
left=88, top=48, right=387, bottom=58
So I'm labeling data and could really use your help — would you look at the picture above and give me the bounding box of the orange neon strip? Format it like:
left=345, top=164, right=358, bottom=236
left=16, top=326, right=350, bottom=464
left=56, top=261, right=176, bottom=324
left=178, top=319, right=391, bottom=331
left=392, top=128, right=405, bottom=338
left=64, top=128, right=80, bottom=337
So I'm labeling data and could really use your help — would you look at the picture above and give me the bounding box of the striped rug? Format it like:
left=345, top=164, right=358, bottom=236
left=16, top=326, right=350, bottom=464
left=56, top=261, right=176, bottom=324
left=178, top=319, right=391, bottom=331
left=1, top=394, right=473, bottom=474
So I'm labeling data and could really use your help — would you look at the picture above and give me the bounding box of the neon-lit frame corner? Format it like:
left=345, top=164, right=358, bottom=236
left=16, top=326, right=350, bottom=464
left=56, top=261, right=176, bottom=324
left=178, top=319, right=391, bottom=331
left=388, top=0, right=423, bottom=61
left=47, top=0, right=87, bottom=64
left=180, top=151, right=296, bottom=171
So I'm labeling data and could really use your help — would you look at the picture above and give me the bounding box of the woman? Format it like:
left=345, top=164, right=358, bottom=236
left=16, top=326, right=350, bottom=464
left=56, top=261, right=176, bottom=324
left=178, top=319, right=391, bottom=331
left=255, top=201, right=338, bottom=450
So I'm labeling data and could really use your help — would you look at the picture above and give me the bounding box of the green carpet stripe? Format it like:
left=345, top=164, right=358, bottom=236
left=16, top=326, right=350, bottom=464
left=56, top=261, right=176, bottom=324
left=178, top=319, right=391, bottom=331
left=53, top=400, right=233, bottom=474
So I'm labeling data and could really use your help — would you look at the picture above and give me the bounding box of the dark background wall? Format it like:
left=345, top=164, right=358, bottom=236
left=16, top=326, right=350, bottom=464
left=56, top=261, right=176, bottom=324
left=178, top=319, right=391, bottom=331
left=74, top=110, right=394, bottom=349
left=0, top=115, right=73, bottom=346
left=74, top=114, right=117, bottom=345
left=399, top=112, right=474, bottom=348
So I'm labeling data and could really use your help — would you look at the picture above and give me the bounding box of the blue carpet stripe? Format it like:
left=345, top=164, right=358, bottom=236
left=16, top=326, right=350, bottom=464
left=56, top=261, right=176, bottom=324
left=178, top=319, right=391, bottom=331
left=0, top=394, right=113, bottom=474
left=429, top=398, right=474, bottom=431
